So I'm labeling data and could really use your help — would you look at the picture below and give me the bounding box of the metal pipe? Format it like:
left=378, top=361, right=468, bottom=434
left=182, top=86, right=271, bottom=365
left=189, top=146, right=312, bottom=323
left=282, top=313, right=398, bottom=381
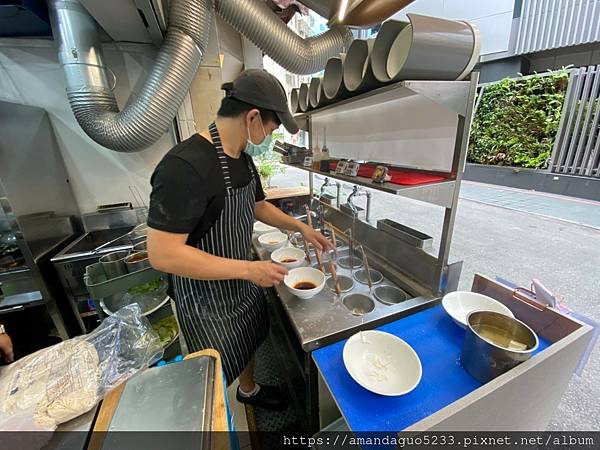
left=332, top=0, right=417, bottom=27
left=309, top=77, right=322, bottom=109
left=299, top=83, right=310, bottom=112
left=48, top=0, right=213, bottom=152
left=386, top=14, right=477, bottom=81
left=343, top=38, right=380, bottom=93
left=322, top=54, right=352, bottom=100
left=316, top=78, right=333, bottom=108
left=371, top=19, right=410, bottom=83
left=50, top=0, right=353, bottom=153
left=216, top=0, right=353, bottom=75
left=290, top=88, right=301, bottom=114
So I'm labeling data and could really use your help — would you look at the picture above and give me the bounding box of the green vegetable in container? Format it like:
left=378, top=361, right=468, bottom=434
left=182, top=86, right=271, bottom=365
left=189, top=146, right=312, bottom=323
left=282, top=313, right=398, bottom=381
left=152, top=315, right=179, bottom=348
left=127, top=278, right=162, bottom=295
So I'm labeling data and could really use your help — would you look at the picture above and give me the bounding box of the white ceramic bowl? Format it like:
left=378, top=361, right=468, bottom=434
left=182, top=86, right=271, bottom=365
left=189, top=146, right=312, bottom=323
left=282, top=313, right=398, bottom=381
left=253, top=221, right=277, bottom=235
left=442, top=291, right=515, bottom=329
left=343, top=330, right=422, bottom=396
left=271, top=247, right=306, bottom=269
left=258, top=231, right=288, bottom=251
left=284, top=267, right=326, bottom=299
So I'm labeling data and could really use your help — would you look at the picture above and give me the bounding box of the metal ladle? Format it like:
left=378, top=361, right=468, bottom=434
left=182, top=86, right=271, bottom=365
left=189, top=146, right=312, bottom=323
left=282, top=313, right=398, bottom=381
left=306, top=205, right=325, bottom=272
left=326, top=221, right=339, bottom=258
left=357, top=244, right=373, bottom=291
left=329, top=260, right=341, bottom=298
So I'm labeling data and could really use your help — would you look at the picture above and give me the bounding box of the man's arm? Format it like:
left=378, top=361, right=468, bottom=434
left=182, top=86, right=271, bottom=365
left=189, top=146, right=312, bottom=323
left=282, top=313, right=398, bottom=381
left=0, top=325, right=13, bottom=363
left=254, top=201, right=332, bottom=251
left=147, top=228, right=287, bottom=287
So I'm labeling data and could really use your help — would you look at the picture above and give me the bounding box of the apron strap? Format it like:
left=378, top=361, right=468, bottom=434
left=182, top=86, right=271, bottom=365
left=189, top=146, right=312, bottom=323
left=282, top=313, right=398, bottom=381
left=209, top=122, right=233, bottom=190
left=243, top=153, right=257, bottom=182
left=209, top=122, right=257, bottom=190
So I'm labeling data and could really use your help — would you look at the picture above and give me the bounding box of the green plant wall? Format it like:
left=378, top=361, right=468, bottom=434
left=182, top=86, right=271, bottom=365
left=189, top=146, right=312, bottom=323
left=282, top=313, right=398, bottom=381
left=468, top=70, right=569, bottom=169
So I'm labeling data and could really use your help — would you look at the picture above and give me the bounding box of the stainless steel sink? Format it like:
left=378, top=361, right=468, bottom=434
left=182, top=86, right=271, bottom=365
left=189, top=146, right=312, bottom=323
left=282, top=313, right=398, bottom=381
left=254, top=238, right=438, bottom=351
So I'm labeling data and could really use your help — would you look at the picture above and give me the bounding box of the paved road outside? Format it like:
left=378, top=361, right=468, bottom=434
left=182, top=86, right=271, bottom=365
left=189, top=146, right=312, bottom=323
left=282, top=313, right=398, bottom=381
left=269, top=167, right=600, bottom=430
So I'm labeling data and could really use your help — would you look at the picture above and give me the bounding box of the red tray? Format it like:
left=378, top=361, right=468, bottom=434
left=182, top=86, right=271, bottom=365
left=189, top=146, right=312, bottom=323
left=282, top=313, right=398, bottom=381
left=329, top=162, right=446, bottom=186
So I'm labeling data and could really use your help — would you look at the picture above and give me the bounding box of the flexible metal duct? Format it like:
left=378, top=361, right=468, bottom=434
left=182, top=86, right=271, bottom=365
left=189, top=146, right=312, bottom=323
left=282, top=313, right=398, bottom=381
left=50, top=0, right=354, bottom=152
left=49, top=0, right=214, bottom=152
left=215, top=0, right=353, bottom=75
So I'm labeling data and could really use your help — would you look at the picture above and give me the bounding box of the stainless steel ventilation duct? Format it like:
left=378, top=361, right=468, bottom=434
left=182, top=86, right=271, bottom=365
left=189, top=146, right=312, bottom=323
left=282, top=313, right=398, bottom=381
left=49, top=0, right=214, bottom=152
left=215, top=0, right=353, bottom=75
left=49, top=0, right=354, bottom=152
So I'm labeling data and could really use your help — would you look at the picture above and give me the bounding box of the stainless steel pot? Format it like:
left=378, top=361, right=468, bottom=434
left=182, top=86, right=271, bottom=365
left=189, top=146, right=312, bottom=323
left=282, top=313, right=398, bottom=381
left=461, top=310, right=539, bottom=383
left=99, top=250, right=130, bottom=279
left=125, top=251, right=151, bottom=273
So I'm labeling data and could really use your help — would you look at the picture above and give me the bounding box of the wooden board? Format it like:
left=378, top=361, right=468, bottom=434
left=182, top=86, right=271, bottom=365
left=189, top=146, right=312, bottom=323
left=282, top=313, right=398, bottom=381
left=87, top=383, right=125, bottom=450
left=89, top=349, right=229, bottom=450
left=185, top=349, right=230, bottom=436
left=264, top=186, right=310, bottom=200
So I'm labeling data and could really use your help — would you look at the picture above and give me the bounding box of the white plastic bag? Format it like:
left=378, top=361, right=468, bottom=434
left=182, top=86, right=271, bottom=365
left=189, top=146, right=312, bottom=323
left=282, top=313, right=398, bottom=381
left=0, top=304, right=163, bottom=431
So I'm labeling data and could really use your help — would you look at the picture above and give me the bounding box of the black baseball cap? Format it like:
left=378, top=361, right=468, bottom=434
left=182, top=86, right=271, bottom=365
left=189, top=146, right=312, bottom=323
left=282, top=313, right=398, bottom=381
left=221, top=69, right=299, bottom=134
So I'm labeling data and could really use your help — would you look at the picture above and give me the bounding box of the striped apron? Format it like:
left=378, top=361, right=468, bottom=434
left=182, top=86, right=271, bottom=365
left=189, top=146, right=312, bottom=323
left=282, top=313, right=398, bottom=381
left=171, top=122, right=269, bottom=384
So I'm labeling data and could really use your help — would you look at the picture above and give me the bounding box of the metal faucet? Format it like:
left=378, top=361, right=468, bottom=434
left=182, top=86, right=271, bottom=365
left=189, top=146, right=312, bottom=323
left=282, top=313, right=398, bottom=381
left=319, top=177, right=331, bottom=199
left=319, top=177, right=342, bottom=208
left=296, top=210, right=318, bottom=225
left=347, top=185, right=372, bottom=222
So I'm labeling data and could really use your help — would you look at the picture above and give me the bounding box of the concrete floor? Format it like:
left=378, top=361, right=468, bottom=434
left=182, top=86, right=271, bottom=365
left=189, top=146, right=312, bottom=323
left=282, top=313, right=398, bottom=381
left=269, top=168, right=600, bottom=431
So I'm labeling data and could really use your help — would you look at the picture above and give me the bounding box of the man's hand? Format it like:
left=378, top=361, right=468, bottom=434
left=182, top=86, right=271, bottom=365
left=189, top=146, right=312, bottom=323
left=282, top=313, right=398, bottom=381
left=0, top=333, right=14, bottom=363
left=245, top=261, right=288, bottom=287
left=300, top=224, right=334, bottom=253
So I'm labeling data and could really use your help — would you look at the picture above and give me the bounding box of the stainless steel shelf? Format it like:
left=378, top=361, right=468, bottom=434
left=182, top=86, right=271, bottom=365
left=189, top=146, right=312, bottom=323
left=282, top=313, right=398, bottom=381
left=294, top=79, right=472, bottom=123
left=284, top=162, right=456, bottom=208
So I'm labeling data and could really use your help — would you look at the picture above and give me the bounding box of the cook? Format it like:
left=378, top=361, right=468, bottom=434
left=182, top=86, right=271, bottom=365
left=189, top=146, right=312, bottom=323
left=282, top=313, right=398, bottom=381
left=147, top=69, right=331, bottom=411
left=0, top=323, right=14, bottom=364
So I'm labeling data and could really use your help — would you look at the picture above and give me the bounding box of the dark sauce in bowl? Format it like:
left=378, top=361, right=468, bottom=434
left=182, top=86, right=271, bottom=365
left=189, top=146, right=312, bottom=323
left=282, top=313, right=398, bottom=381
left=294, top=281, right=316, bottom=290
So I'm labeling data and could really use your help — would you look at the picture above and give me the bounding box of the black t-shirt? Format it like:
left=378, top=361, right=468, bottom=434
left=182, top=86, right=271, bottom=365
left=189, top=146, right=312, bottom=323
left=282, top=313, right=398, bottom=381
left=147, top=133, right=265, bottom=244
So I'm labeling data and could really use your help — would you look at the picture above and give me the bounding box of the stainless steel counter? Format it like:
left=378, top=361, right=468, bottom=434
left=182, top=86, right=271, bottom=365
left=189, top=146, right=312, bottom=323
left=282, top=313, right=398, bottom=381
left=254, top=237, right=438, bottom=352
left=46, top=406, right=99, bottom=450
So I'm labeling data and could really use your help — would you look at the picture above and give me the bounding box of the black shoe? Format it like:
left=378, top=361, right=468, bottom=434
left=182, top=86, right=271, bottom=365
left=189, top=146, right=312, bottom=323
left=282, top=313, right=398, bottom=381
left=236, top=384, right=290, bottom=411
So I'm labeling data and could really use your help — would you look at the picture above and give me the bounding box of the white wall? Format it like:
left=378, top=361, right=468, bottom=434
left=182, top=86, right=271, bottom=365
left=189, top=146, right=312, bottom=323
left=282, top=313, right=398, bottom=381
left=393, top=0, right=516, bottom=56
left=0, top=39, right=176, bottom=214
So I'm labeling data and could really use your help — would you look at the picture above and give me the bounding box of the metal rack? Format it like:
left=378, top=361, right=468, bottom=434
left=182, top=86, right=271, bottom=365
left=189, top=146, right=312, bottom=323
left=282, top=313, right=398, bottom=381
left=286, top=74, right=479, bottom=295
left=284, top=163, right=457, bottom=208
